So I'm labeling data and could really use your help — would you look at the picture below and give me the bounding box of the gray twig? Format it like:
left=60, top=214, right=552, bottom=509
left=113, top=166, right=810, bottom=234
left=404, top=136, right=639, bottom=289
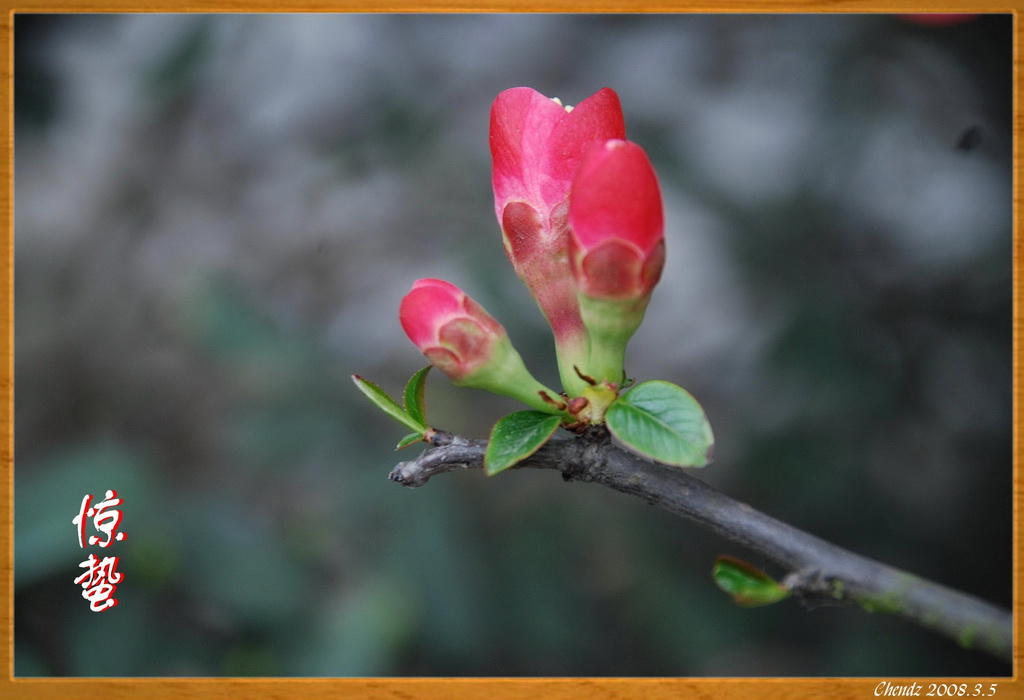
left=390, top=429, right=1012, bottom=663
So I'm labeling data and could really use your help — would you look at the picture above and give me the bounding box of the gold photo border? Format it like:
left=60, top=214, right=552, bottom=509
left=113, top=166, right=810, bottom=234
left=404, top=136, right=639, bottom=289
left=0, top=5, right=1018, bottom=698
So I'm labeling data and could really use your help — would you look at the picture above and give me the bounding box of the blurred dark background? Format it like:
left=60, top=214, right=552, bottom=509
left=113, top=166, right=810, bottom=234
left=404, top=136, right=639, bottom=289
left=14, top=13, right=1012, bottom=676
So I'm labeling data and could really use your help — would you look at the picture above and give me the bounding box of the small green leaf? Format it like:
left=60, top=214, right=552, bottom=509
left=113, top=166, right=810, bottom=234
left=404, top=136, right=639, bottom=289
left=396, top=432, right=423, bottom=450
left=605, top=380, right=714, bottom=467
left=484, top=411, right=561, bottom=476
left=403, top=366, right=431, bottom=428
left=351, top=375, right=425, bottom=433
left=712, top=556, right=790, bottom=607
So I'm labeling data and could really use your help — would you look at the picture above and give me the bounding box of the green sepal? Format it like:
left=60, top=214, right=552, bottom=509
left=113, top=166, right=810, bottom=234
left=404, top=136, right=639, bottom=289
left=484, top=411, right=562, bottom=476
left=712, top=556, right=790, bottom=607
left=605, top=380, right=714, bottom=467
left=403, top=366, right=431, bottom=427
left=396, top=432, right=424, bottom=450
left=452, top=335, right=567, bottom=416
left=351, top=374, right=426, bottom=433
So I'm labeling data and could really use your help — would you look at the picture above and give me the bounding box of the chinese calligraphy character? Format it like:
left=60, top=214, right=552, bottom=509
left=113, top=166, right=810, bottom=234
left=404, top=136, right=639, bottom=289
left=74, top=553, right=122, bottom=612
left=72, top=490, right=127, bottom=612
left=72, top=489, right=127, bottom=548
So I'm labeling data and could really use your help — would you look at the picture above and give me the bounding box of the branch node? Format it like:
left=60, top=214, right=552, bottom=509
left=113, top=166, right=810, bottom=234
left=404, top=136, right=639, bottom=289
left=429, top=430, right=454, bottom=447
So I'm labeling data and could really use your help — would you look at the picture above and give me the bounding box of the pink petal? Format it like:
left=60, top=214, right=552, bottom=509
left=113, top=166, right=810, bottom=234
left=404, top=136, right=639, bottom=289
left=569, top=140, right=663, bottom=254
left=490, top=87, right=626, bottom=221
left=399, top=278, right=465, bottom=349
left=410, top=278, right=463, bottom=295
left=545, top=87, right=625, bottom=187
left=490, top=88, right=567, bottom=220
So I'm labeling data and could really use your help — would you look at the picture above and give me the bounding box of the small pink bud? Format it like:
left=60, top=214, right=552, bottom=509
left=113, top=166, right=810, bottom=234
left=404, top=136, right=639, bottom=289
left=399, top=279, right=504, bottom=383
left=568, top=139, right=665, bottom=301
left=399, top=279, right=565, bottom=413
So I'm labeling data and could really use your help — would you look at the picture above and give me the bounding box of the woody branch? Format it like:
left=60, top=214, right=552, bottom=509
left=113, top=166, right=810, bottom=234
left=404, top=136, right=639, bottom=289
left=389, top=429, right=1012, bottom=664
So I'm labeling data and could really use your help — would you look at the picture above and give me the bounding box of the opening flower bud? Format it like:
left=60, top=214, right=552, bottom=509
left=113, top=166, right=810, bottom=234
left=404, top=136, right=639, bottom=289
left=399, top=279, right=565, bottom=414
left=490, top=87, right=626, bottom=233
left=490, top=87, right=626, bottom=396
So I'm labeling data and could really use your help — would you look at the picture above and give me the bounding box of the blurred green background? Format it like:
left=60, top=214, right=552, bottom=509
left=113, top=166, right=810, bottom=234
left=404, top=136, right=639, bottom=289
left=14, top=13, right=1011, bottom=676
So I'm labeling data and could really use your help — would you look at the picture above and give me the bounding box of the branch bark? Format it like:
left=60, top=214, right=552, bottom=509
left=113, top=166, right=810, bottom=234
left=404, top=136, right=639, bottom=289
left=390, top=429, right=1012, bottom=663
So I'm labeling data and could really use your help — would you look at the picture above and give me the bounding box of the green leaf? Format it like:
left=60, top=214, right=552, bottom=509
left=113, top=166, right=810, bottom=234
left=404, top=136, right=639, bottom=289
left=605, top=380, right=714, bottom=467
left=351, top=375, right=425, bottom=433
left=712, top=556, right=790, bottom=607
left=484, top=411, right=562, bottom=476
left=396, top=432, right=423, bottom=450
left=403, top=366, right=431, bottom=428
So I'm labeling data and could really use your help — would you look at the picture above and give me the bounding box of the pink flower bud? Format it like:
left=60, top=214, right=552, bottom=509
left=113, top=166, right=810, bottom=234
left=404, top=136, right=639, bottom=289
left=399, top=279, right=565, bottom=413
left=399, top=279, right=505, bottom=383
left=568, top=139, right=665, bottom=301
left=490, top=87, right=625, bottom=395
left=490, top=89, right=624, bottom=329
